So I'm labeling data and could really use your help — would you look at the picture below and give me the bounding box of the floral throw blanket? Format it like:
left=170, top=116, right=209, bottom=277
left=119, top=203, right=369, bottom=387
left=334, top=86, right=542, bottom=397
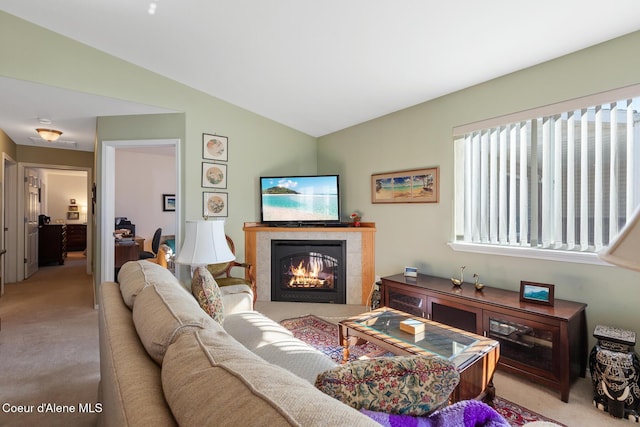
left=361, top=399, right=511, bottom=427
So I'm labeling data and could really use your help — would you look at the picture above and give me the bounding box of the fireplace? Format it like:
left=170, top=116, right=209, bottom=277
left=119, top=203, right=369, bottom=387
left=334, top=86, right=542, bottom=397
left=271, top=239, right=346, bottom=303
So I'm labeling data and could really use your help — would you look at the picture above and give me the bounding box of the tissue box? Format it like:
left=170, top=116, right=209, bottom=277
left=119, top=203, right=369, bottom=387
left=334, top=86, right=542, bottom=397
left=400, top=319, right=425, bottom=335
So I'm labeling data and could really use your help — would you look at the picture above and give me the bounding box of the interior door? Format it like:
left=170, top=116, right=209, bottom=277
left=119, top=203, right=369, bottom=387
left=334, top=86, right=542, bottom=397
left=24, top=168, right=39, bottom=278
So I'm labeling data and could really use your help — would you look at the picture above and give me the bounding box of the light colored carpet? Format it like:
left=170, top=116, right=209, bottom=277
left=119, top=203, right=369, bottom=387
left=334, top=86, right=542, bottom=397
left=0, top=252, right=99, bottom=427
left=0, top=257, right=617, bottom=426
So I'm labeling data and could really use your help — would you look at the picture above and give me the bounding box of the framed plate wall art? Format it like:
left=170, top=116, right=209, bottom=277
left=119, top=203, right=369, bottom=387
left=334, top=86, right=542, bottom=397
left=203, top=192, right=228, bottom=217
left=202, top=133, right=228, bottom=162
left=201, top=162, right=227, bottom=188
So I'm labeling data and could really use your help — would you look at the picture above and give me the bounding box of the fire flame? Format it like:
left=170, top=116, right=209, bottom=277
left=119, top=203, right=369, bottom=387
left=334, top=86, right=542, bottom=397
left=288, top=259, right=326, bottom=288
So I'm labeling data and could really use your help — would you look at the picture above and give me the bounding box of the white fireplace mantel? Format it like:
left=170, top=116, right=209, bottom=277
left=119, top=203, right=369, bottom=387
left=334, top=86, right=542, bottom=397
left=243, top=223, right=376, bottom=305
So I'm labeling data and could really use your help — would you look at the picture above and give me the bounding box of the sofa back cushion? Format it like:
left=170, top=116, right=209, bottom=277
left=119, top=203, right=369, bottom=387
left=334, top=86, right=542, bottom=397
left=132, top=280, right=214, bottom=365
left=119, top=260, right=181, bottom=309
left=161, top=328, right=379, bottom=427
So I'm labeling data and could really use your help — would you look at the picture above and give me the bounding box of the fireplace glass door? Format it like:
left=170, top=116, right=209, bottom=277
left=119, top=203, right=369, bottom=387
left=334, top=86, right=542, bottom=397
left=271, top=240, right=346, bottom=303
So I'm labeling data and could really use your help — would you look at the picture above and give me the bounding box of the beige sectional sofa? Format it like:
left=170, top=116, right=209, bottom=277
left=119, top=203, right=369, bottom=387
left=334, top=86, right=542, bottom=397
left=97, top=260, right=379, bottom=426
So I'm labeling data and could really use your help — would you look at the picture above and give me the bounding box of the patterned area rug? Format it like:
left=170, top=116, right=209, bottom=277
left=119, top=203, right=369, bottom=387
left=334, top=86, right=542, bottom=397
left=279, top=314, right=566, bottom=427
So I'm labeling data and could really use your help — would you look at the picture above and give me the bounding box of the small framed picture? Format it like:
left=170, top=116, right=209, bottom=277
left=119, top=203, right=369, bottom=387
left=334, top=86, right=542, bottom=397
left=163, top=194, right=176, bottom=212
left=68, top=205, right=79, bottom=212
left=67, top=211, right=80, bottom=220
left=203, top=192, right=228, bottom=217
left=404, top=267, right=418, bottom=278
left=202, top=133, right=228, bottom=162
left=519, top=281, right=555, bottom=306
left=201, top=162, right=227, bottom=188
left=70, top=198, right=76, bottom=204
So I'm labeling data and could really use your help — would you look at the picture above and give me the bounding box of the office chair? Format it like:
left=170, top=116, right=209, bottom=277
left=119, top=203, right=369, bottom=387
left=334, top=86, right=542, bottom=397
left=139, top=227, right=162, bottom=260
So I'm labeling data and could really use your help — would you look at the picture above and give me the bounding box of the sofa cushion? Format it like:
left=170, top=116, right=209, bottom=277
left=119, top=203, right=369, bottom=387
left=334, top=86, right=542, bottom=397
left=119, top=260, right=182, bottom=309
left=315, top=355, right=460, bottom=416
left=224, top=311, right=336, bottom=383
left=132, top=281, right=213, bottom=365
left=191, top=266, right=224, bottom=323
left=161, top=328, right=379, bottom=427
left=98, top=281, right=177, bottom=426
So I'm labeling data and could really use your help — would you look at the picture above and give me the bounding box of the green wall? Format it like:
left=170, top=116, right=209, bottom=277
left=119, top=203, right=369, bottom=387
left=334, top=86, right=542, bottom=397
left=319, top=31, right=640, bottom=347
left=0, top=11, right=317, bottom=283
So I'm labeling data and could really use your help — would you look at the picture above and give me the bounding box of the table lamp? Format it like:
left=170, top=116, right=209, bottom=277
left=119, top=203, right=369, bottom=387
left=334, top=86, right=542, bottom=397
left=598, top=204, right=640, bottom=272
left=175, top=219, right=235, bottom=269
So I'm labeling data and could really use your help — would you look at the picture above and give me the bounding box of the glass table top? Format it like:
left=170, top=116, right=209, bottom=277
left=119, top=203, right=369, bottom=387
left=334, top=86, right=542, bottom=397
left=343, top=307, right=496, bottom=369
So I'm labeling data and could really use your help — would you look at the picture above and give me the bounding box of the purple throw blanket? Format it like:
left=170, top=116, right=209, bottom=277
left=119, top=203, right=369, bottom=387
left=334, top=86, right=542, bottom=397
left=361, top=400, right=511, bottom=427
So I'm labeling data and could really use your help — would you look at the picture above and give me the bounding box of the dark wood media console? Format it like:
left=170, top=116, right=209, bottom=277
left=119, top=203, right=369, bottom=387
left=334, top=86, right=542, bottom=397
left=381, top=273, right=588, bottom=402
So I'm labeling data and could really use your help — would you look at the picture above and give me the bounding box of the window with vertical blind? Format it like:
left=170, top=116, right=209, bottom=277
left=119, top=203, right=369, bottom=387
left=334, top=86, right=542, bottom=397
left=452, top=85, right=640, bottom=263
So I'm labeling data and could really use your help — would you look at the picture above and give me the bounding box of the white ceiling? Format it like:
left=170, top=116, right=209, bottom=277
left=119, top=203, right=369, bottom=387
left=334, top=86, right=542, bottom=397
left=2, top=1, right=640, bottom=152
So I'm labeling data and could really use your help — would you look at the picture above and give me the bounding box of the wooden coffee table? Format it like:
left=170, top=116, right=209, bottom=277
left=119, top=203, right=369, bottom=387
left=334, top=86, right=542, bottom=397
left=339, top=307, right=500, bottom=404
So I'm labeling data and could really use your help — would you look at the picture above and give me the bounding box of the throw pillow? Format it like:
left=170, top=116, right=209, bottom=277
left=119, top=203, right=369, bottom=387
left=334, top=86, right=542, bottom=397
left=315, top=355, right=459, bottom=416
left=191, top=266, right=224, bottom=323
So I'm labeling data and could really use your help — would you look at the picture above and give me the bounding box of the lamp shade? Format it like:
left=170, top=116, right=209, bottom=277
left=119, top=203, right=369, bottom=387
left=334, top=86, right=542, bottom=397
left=599, top=204, right=640, bottom=272
left=36, top=128, right=62, bottom=142
left=175, top=220, right=235, bottom=266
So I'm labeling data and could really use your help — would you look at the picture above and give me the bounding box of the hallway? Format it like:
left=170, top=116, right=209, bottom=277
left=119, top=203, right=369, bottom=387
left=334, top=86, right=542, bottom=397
left=0, top=252, right=99, bottom=427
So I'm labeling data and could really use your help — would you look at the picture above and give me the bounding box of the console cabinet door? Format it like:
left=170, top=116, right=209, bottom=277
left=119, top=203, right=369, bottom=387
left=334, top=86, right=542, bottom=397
left=483, top=310, right=561, bottom=382
left=427, top=296, right=483, bottom=335
left=384, top=286, right=427, bottom=318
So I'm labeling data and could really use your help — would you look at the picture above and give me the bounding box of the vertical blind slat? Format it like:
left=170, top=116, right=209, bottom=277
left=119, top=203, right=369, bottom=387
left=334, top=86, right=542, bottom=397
left=490, top=129, right=498, bottom=243
left=480, top=131, right=489, bottom=242
left=553, top=115, right=563, bottom=248
left=472, top=132, right=481, bottom=242
left=609, top=103, right=619, bottom=241
left=509, top=124, right=518, bottom=244
left=464, top=135, right=472, bottom=242
left=519, top=122, right=529, bottom=245
left=499, top=126, right=508, bottom=244
left=566, top=111, right=576, bottom=248
left=580, top=109, right=590, bottom=250
left=541, top=117, right=551, bottom=247
left=594, top=105, right=603, bottom=250
left=626, top=99, right=635, bottom=218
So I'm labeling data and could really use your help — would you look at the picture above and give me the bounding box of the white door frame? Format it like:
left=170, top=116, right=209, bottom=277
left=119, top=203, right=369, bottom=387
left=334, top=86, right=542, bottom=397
left=1, top=153, right=17, bottom=295
left=98, top=139, right=181, bottom=287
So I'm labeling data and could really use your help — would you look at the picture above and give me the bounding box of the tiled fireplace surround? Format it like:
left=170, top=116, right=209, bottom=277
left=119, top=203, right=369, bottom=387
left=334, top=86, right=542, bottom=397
left=243, top=223, right=376, bottom=305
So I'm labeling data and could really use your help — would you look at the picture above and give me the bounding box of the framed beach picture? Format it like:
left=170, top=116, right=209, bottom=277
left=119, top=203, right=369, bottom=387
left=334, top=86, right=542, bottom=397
left=202, top=133, right=228, bottom=162
left=371, top=167, right=439, bottom=203
left=163, top=194, right=176, bottom=212
left=203, top=192, right=228, bottom=217
left=201, top=162, right=227, bottom=188
left=519, top=281, right=555, bottom=306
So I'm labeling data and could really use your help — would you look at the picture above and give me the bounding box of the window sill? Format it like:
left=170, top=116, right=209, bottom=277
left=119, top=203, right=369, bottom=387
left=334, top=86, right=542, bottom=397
left=448, top=241, right=614, bottom=266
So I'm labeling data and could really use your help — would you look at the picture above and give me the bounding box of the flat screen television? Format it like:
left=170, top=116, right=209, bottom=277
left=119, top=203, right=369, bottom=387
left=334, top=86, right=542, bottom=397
left=260, top=175, right=341, bottom=225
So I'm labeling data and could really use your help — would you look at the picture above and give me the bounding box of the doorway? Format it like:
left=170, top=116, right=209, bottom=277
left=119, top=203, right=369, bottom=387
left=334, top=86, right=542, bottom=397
left=13, top=163, right=92, bottom=284
left=98, top=139, right=181, bottom=289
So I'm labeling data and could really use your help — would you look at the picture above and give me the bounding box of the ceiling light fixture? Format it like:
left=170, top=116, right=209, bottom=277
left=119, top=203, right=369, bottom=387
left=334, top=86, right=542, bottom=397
left=36, top=128, right=63, bottom=142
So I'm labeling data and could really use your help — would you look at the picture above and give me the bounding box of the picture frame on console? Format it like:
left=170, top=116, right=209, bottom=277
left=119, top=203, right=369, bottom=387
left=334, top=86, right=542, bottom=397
left=202, top=133, right=228, bottom=162
left=519, top=281, right=555, bottom=306
left=203, top=192, right=228, bottom=217
left=371, top=166, right=439, bottom=204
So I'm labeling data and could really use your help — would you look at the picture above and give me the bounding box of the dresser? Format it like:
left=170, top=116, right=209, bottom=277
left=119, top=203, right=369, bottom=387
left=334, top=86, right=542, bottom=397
left=39, top=224, right=67, bottom=265
left=66, top=224, right=87, bottom=251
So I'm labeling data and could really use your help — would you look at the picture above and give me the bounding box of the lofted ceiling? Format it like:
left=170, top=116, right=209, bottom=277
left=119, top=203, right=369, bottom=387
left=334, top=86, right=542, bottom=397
left=1, top=1, right=640, bottom=152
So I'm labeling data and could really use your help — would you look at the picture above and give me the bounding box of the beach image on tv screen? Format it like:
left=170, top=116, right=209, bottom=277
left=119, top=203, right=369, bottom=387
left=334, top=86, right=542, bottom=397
left=261, top=176, right=338, bottom=222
